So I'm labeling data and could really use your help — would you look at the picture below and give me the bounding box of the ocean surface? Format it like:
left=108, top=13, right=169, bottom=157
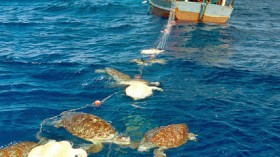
left=0, top=0, right=279, bottom=156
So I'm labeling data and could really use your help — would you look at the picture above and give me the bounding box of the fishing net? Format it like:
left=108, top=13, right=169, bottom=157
left=157, top=9, right=176, bottom=50
left=36, top=92, right=122, bottom=148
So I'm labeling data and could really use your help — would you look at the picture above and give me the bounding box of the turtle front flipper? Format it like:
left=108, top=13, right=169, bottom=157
left=154, top=148, right=166, bottom=157
left=149, top=82, right=160, bottom=86
left=86, top=143, right=103, bottom=154
left=187, top=133, right=198, bottom=141
left=94, top=69, right=107, bottom=73
left=128, top=141, right=141, bottom=149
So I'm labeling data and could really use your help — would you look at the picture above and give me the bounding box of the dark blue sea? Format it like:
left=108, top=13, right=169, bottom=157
left=0, top=0, right=279, bottom=156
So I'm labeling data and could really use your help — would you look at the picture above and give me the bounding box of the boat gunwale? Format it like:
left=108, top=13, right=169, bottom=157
left=149, top=0, right=171, bottom=11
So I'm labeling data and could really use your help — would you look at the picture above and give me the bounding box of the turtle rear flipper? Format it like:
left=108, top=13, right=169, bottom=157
left=151, top=87, right=163, bottom=92
left=154, top=148, right=166, bottom=157
left=86, top=143, right=103, bottom=154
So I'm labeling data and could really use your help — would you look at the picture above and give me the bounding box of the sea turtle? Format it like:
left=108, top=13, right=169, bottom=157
left=0, top=141, right=37, bottom=157
left=141, top=49, right=164, bottom=55
left=138, top=123, right=197, bottom=157
left=55, top=111, right=130, bottom=154
left=130, top=59, right=166, bottom=66
left=28, top=140, right=87, bottom=157
left=125, top=81, right=163, bottom=100
left=104, top=67, right=162, bottom=100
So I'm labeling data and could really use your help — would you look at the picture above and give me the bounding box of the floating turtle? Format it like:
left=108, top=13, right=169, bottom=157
left=125, top=82, right=163, bottom=100
left=138, top=123, right=197, bottom=157
left=130, top=59, right=166, bottom=66
left=0, top=141, right=37, bottom=157
left=141, top=49, right=164, bottom=55
left=55, top=112, right=130, bottom=154
left=28, top=140, right=87, bottom=157
left=103, top=67, right=163, bottom=100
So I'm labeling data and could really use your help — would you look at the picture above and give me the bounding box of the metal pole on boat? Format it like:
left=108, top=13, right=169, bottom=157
left=199, top=0, right=207, bottom=21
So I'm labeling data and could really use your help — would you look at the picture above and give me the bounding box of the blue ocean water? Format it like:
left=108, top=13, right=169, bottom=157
left=0, top=0, right=279, bottom=156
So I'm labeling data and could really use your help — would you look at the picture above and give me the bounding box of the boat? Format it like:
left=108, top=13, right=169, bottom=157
left=149, top=0, right=234, bottom=23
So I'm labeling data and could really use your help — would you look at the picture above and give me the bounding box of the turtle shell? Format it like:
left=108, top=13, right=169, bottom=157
left=125, top=82, right=153, bottom=100
left=60, top=112, right=116, bottom=141
left=144, top=124, right=189, bottom=148
left=0, top=142, right=37, bottom=157
left=105, top=67, right=131, bottom=82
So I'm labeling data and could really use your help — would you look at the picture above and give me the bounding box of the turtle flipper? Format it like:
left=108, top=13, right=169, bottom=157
left=128, top=142, right=141, bottom=149
left=151, top=86, right=163, bottom=92
left=149, top=82, right=160, bottom=86
left=130, top=59, right=146, bottom=65
left=94, top=69, right=106, bottom=73
left=153, top=148, right=166, bottom=157
left=86, top=143, right=103, bottom=154
left=187, top=133, right=198, bottom=141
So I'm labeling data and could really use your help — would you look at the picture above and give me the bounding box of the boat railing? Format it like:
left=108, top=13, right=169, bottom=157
left=149, top=0, right=172, bottom=11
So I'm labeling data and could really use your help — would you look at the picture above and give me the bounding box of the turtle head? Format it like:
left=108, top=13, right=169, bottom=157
left=187, top=133, right=198, bottom=141
left=113, top=135, right=131, bottom=146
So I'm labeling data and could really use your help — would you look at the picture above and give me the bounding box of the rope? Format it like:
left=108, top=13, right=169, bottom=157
left=101, top=91, right=121, bottom=104
left=107, top=143, right=112, bottom=157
